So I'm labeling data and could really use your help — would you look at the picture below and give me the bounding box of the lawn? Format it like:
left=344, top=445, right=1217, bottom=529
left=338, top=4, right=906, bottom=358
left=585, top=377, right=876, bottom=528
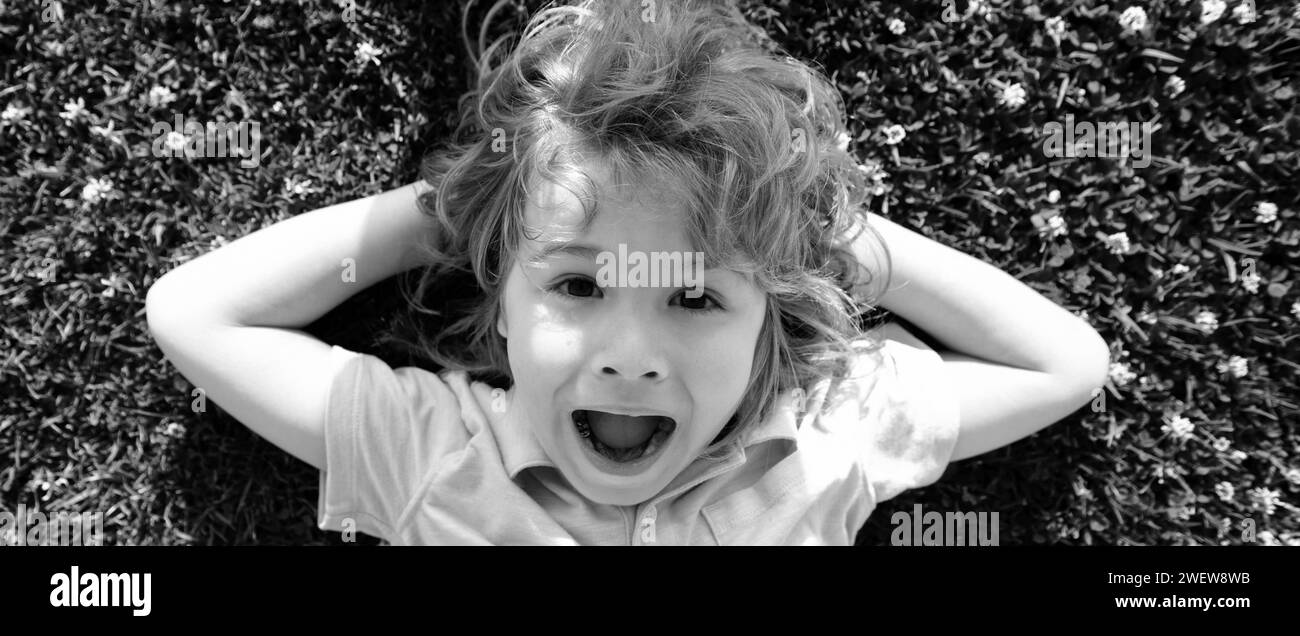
left=1, top=0, right=1297, bottom=545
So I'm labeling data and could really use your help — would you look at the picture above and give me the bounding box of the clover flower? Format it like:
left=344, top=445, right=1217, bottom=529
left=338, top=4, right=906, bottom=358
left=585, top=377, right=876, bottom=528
left=1161, top=414, right=1195, bottom=441
left=1119, top=7, right=1148, bottom=33
left=1165, top=75, right=1186, bottom=98
left=997, top=82, right=1027, bottom=110
left=1216, top=355, right=1249, bottom=378
left=1201, top=0, right=1226, bottom=24
left=1103, top=231, right=1131, bottom=255
left=1254, top=201, right=1277, bottom=223
left=1194, top=310, right=1219, bottom=333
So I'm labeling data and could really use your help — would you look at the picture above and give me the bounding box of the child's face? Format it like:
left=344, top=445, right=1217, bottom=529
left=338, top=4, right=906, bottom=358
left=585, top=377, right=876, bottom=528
left=497, top=163, right=767, bottom=506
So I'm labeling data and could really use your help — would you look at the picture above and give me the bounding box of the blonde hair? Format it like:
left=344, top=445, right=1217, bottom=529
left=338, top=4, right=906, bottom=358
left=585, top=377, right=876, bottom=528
left=388, top=0, right=891, bottom=455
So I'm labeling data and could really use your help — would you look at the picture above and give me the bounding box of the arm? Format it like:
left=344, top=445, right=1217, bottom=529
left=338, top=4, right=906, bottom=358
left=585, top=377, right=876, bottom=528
left=145, top=181, right=436, bottom=469
left=859, top=212, right=1109, bottom=461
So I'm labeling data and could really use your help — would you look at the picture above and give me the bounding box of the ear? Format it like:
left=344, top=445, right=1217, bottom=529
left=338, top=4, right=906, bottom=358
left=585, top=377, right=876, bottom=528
left=496, top=307, right=508, bottom=340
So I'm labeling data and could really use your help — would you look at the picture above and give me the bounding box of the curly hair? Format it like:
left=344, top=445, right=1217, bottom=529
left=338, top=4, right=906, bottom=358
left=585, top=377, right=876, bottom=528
left=386, top=0, right=892, bottom=456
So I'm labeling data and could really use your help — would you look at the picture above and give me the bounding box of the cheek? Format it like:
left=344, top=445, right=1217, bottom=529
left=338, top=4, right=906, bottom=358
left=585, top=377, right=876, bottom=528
left=507, top=297, right=587, bottom=376
left=680, top=317, right=763, bottom=396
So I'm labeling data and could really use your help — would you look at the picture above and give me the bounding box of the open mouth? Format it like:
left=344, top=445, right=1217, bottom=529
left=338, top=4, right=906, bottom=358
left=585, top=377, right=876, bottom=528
left=572, top=409, right=677, bottom=464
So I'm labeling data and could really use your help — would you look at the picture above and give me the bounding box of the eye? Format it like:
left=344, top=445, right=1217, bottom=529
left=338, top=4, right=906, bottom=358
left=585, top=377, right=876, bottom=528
left=549, top=276, right=601, bottom=298
left=672, top=289, right=723, bottom=313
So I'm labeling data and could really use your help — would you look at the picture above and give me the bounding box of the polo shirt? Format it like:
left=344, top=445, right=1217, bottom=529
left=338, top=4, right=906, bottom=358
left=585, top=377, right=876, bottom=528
left=317, top=321, right=960, bottom=545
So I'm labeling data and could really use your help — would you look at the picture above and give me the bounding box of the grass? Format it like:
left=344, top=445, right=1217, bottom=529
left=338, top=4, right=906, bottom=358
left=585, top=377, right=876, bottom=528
left=1, top=0, right=1297, bottom=545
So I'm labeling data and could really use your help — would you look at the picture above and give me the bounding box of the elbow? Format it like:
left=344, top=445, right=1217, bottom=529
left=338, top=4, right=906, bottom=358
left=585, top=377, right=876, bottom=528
left=1066, top=327, right=1111, bottom=405
left=145, top=272, right=186, bottom=340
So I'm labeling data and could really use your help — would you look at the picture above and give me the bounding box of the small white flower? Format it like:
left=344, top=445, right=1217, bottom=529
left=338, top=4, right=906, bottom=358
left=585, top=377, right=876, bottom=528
left=1165, top=75, right=1186, bottom=98
left=1194, top=309, right=1218, bottom=333
left=1201, top=0, right=1226, bottom=25
left=1214, top=482, right=1235, bottom=501
left=1044, top=215, right=1067, bottom=239
left=1161, top=414, right=1195, bottom=441
left=1119, top=7, right=1149, bottom=33
left=164, top=421, right=187, bottom=438
left=1232, top=0, right=1256, bottom=24
left=1172, top=263, right=1190, bottom=275
left=80, top=177, right=115, bottom=205
left=887, top=18, right=905, bottom=35
left=147, top=85, right=177, bottom=108
left=1212, top=437, right=1232, bottom=452
left=1291, top=300, right=1300, bottom=320
left=1109, top=362, right=1137, bottom=386
left=164, top=130, right=187, bottom=152
left=2, top=102, right=32, bottom=124
left=271, top=100, right=286, bottom=115
left=1240, top=269, right=1261, bottom=294
left=882, top=124, right=907, bottom=145
left=1216, top=355, right=1249, bottom=378
left=1254, top=201, right=1278, bottom=223
left=59, top=97, right=87, bottom=123
left=856, top=160, right=890, bottom=196
left=284, top=176, right=318, bottom=198
left=1230, top=449, right=1247, bottom=462
left=835, top=131, right=851, bottom=151
left=997, top=82, right=1027, bottom=110
left=1104, top=231, right=1131, bottom=255
left=969, top=0, right=993, bottom=19
left=1046, top=189, right=1061, bottom=204
left=355, top=40, right=384, bottom=66
left=99, top=273, right=129, bottom=298
left=1045, top=16, right=1067, bottom=41
left=1136, top=310, right=1157, bottom=324
left=1248, top=487, right=1281, bottom=515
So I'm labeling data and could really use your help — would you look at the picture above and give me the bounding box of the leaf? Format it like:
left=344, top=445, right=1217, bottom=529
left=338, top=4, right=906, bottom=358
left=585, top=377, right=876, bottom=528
left=1139, top=48, right=1185, bottom=64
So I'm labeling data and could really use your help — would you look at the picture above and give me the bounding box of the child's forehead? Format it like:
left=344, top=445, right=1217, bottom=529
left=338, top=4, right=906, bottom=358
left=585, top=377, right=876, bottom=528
left=522, top=169, right=686, bottom=226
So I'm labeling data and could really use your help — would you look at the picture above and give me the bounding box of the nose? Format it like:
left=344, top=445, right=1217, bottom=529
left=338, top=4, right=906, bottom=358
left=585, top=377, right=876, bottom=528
left=588, top=311, right=670, bottom=383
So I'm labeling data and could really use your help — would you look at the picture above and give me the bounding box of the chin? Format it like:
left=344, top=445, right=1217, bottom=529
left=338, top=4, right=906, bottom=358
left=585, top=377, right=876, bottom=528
left=562, top=459, right=671, bottom=506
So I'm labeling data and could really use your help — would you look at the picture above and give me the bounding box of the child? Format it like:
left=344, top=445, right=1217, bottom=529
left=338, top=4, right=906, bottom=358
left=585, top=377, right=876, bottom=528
left=146, top=0, right=1109, bottom=545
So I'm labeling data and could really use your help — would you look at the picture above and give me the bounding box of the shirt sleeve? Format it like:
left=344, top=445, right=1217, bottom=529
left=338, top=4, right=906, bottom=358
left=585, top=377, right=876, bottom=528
left=853, top=321, right=961, bottom=504
left=316, top=346, right=468, bottom=541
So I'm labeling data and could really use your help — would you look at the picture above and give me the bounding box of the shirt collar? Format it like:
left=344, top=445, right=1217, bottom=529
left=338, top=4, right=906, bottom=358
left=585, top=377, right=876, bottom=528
left=493, top=388, right=557, bottom=479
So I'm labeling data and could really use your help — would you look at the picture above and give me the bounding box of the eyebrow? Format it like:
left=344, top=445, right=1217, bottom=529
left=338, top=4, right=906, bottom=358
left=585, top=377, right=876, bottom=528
left=524, top=241, right=739, bottom=278
left=525, top=242, right=602, bottom=265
